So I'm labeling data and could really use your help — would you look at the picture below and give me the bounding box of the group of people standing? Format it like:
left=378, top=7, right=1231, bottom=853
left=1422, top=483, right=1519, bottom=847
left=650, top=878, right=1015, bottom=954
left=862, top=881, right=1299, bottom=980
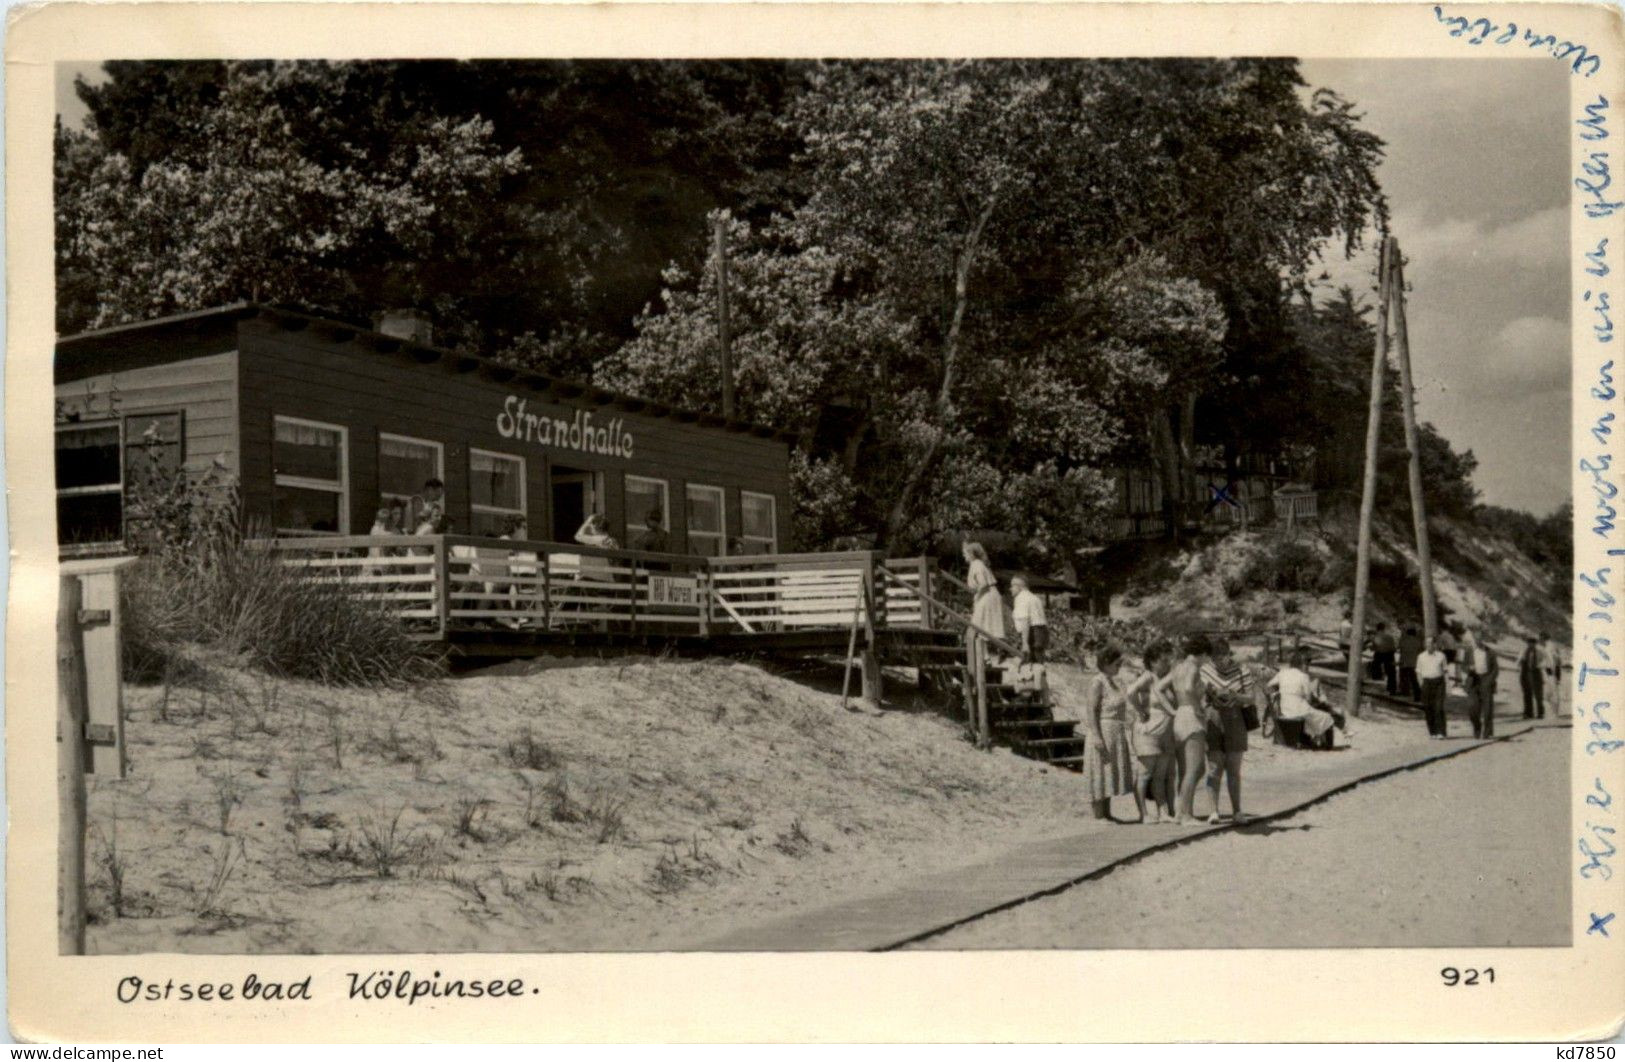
left=1336, top=612, right=1563, bottom=740
left=962, top=542, right=1282, bottom=827
left=1078, top=635, right=1260, bottom=826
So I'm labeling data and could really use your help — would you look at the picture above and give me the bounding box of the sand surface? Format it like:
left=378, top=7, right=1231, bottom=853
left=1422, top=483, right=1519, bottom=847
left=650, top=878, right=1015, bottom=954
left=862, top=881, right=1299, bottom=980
left=84, top=652, right=1533, bottom=953
left=85, top=658, right=1098, bottom=954
left=915, top=725, right=1571, bottom=949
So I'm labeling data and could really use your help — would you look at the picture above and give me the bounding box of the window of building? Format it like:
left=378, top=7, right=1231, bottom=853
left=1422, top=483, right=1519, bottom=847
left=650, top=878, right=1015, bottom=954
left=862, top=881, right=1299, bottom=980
left=123, top=412, right=185, bottom=485
left=740, top=491, right=778, bottom=555
left=56, top=422, right=123, bottom=545
left=625, top=475, right=670, bottom=550
left=470, top=449, right=525, bottom=536
left=121, top=412, right=187, bottom=544
left=273, top=416, right=348, bottom=534
left=378, top=434, right=444, bottom=524
left=685, top=483, right=726, bottom=557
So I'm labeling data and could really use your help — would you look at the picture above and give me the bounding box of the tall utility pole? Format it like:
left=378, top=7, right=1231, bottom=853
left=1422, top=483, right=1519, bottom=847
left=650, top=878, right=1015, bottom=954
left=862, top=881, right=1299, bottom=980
left=1345, top=237, right=1393, bottom=722
left=713, top=213, right=735, bottom=420
left=1388, top=242, right=1439, bottom=642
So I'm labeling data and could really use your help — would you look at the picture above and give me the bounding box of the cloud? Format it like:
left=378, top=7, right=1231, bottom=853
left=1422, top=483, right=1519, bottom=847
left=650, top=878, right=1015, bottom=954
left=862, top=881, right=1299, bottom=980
left=1403, top=205, right=1567, bottom=275
left=1317, top=204, right=1568, bottom=299
left=1477, top=314, right=1570, bottom=394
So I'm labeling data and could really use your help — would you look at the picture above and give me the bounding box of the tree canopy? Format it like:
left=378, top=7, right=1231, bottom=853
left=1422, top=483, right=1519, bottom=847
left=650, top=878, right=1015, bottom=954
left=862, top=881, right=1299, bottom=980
left=58, top=57, right=1498, bottom=564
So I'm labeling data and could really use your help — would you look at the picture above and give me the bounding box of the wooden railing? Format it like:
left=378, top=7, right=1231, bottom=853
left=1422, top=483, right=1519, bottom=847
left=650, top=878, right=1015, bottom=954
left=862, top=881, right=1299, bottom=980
left=268, top=534, right=711, bottom=638
left=707, top=550, right=887, bottom=634
left=267, top=536, right=1058, bottom=657
left=271, top=535, right=446, bottom=636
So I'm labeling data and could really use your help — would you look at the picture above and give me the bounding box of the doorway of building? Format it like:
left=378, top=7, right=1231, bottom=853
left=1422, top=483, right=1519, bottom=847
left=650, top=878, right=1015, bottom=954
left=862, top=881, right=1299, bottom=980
left=551, top=466, right=604, bottom=543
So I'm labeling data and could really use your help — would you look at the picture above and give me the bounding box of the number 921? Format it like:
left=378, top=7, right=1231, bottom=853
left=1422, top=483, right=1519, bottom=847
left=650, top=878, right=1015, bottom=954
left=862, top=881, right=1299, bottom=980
left=1440, top=967, right=1494, bottom=986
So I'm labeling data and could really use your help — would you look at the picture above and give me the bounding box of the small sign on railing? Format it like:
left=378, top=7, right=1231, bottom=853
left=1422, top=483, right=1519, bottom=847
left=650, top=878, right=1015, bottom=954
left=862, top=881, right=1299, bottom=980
left=646, top=574, right=699, bottom=606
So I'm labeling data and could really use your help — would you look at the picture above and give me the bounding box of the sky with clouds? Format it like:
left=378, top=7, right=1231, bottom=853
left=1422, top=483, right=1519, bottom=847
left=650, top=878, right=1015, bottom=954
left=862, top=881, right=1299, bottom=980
left=59, top=59, right=1571, bottom=514
left=1300, top=58, right=1571, bottom=516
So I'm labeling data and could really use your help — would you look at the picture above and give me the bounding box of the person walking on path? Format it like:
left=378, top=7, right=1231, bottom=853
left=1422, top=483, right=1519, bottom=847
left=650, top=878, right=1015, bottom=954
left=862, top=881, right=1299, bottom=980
left=1338, top=611, right=1354, bottom=666
left=1398, top=624, right=1423, bottom=702
left=1127, top=640, right=1177, bottom=824
left=1199, top=637, right=1250, bottom=824
left=1081, top=644, right=1136, bottom=822
left=1010, top=575, right=1049, bottom=664
left=1519, top=636, right=1545, bottom=720
left=1437, top=626, right=1459, bottom=684
left=963, top=542, right=1007, bottom=644
left=1416, top=634, right=1450, bottom=739
left=1462, top=628, right=1499, bottom=738
left=1371, top=622, right=1399, bottom=695
left=1538, top=634, right=1563, bottom=716
left=1153, top=635, right=1212, bottom=825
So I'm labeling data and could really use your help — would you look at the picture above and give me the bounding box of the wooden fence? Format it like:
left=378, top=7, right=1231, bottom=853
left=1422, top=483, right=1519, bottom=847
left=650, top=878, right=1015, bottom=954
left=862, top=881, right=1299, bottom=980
left=268, top=536, right=942, bottom=640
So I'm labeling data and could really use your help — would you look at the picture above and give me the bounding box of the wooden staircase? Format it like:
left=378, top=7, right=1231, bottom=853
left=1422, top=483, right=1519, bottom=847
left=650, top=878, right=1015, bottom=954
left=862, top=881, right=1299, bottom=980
left=878, top=628, right=1086, bottom=772
left=986, top=676, right=1086, bottom=771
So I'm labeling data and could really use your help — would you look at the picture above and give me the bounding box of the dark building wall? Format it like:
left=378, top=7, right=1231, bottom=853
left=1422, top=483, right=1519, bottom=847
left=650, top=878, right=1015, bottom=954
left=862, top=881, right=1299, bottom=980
left=233, top=317, right=792, bottom=549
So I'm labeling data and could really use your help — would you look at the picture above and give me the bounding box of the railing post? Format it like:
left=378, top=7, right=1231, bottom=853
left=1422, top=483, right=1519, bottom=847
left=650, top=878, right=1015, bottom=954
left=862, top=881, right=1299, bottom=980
left=868, top=552, right=888, bottom=631
left=434, top=536, right=450, bottom=640
left=541, top=550, right=552, bottom=631
left=628, top=557, right=640, bottom=636
left=700, top=561, right=712, bottom=637
left=919, top=557, right=934, bottom=629
left=861, top=563, right=879, bottom=647
left=970, top=635, right=991, bottom=748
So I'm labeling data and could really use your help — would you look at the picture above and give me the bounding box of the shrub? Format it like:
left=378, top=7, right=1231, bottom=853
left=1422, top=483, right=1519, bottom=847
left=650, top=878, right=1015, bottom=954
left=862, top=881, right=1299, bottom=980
left=122, top=540, right=441, bottom=689
left=1050, top=611, right=1163, bottom=657
left=118, top=461, right=441, bottom=687
left=505, top=727, right=562, bottom=771
left=1226, top=541, right=1327, bottom=595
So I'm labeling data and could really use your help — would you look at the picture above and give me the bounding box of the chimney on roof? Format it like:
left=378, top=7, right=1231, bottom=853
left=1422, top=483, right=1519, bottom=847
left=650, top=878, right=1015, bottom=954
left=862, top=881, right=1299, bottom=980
left=375, top=309, right=433, bottom=346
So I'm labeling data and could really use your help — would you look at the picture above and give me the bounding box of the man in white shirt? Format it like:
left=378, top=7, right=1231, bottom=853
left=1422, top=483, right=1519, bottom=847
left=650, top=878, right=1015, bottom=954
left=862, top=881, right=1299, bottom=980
left=1010, top=575, right=1049, bottom=663
left=1415, top=634, right=1450, bottom=739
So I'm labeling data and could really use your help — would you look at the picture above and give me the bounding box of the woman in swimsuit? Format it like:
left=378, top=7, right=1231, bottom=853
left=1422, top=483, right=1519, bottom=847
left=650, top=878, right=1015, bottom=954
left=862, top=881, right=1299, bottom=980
left=1126, top=639, right=1176, bottom=824
left=1153, top=634, right=1212, bottom=825
left=1200, top=636, right=1250, bottom=824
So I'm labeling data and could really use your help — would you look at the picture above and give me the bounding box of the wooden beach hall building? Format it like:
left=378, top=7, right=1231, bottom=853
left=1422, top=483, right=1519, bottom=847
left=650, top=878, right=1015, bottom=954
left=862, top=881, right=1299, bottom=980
left=55, top=303, right=793, bottom=557
left=52, top=303, right=1087, bottom=768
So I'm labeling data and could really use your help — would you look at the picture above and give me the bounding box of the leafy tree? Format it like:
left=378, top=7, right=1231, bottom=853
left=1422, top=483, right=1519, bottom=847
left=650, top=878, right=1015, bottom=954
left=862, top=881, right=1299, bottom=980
left=58, top=62, right=522, bottom=338
left=609, top=59, right=1386, bottom=556
left=62, top=59, right=810, bottom=354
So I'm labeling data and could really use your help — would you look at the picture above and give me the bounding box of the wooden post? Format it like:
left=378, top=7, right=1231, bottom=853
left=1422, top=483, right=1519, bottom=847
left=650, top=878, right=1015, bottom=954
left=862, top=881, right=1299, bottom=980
left=1346, top=236, right=1394, bottom=722
left=922, top=558, right=937, bottom=629
left=699, top=563, right=712, bottom=637
left=973, top=637, right=991, bottom=747
left=434, top=537, right=450, bottom=640
left=58, top=575, right=88, bottom=956
left=1388, top=245, right=1439, bottom=642
left=714, top=212, right=735, bottom=420
left=628, top=557, right=641, bottom=636
left=541, top=550, right=553, bottom=631
left=840, top=587, right=864, bottom=711
left=858, top=570, right=882, bottom=706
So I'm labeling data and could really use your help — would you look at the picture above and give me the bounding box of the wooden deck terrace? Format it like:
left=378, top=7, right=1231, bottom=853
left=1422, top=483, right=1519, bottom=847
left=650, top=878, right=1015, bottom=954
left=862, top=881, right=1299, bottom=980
left=266, top=534, right=951, bottom=657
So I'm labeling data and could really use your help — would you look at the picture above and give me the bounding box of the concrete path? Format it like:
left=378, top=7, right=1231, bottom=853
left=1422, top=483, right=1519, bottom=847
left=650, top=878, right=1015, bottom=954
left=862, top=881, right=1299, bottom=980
left=702, top=713, right=1558, bottom=952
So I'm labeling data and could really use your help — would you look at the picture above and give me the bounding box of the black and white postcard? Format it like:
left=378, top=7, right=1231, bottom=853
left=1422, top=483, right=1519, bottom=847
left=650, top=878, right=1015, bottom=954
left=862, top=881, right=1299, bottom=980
left=6, top=0, right=1623, bottom=1043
